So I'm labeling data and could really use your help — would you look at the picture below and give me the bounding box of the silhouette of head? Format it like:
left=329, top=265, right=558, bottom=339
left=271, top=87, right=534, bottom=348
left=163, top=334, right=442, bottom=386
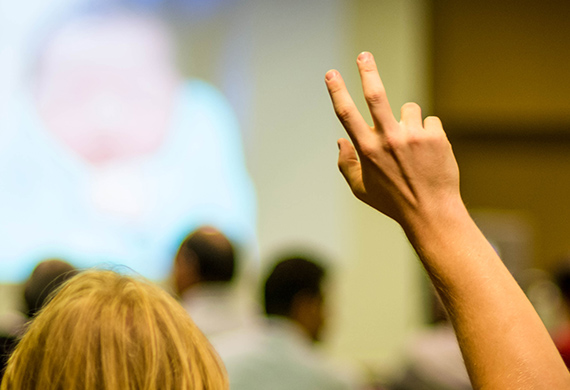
left=24, top=258, right=78, bottom=318
left=173, top=226, right=236, bottom=296
left=264, top=255, right=326, bottom=342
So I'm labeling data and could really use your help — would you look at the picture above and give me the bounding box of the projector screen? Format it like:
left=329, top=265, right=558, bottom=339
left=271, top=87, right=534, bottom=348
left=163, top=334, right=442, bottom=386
left=0, top=0, right=257, bottom=281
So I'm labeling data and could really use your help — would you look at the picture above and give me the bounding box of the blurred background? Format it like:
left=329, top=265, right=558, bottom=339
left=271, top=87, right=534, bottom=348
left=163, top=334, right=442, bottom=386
left=1, top=0, right=570, bottom=384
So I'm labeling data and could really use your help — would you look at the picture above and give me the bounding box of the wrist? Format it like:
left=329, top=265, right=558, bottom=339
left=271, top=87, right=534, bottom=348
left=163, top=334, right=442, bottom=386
left=399, top=194, right=470, bottom=250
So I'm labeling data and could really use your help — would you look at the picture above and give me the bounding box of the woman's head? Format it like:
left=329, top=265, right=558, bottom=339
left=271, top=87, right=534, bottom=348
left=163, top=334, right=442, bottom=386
left=1, top=270, right=228, bottom=389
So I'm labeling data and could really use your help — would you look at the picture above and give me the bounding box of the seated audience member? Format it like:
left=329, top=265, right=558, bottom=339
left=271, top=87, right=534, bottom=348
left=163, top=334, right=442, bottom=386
left=325, top=51, right=570, bottom=388
left=264, top=256, right=327, bottom=343
left=1, top=270, right=227, bottom=389
left=24, top=258, right=77, bottom=318
left=1, top=259, right=77, bottom=380
left=173, top=226, right=254, bottom=338
left=223, top=255, right=363, bottom=390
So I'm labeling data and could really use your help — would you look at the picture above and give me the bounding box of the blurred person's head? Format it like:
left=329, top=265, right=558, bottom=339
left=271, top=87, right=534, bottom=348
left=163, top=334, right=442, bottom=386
left=1, top=270, right=228, bottom=390
left=24, top=258, right=77, bottom=318
left=33, top=7, right=181, bottom=165
left=264, top=255, right=327, bottom=342
left=173, top=226, right=236, bottom=296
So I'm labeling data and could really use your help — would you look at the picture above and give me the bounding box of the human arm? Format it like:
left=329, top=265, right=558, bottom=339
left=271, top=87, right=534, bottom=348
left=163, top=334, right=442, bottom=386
left=325, top=51, right=570, bottom=389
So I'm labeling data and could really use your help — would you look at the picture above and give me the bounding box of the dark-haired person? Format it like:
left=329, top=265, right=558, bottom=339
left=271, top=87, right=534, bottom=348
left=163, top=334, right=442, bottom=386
left=264, top=256, right=326, bottom=343
left=24, top=258, right=78, bottom=318
left=1, top=259, right=77, bottom=380
left=172, top=226, right=254, bottom=338
left=324, top=51, right=570, bottom=389
left=223, top=255, right=364, bottom=390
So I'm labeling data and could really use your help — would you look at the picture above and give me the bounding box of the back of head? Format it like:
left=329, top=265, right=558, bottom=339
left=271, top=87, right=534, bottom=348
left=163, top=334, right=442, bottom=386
left=24, top=258, right=77, bottom=318
left=176, top=227, right=236, bottom=285
left=264, top=256, right=325, bottom=318
left=2, top=270, right=228, bottom=390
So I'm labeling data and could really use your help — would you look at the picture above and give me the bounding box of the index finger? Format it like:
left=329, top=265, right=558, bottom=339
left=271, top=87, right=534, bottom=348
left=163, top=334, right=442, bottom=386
left=357, top=52, right=398, bottom=133
left=325, top=69, right=373, bottom=148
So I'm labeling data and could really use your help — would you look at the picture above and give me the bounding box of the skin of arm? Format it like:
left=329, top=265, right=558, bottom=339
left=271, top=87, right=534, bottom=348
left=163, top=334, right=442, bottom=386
left=325, top=51, right=570, bottom=390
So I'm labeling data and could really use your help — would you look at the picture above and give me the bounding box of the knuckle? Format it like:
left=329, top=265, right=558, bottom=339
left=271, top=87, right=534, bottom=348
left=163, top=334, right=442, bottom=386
left=359, top=143, right=377, bottom=160
left=361, top=65, right=377, bottom=74
left=407, top=132, right=422, bottom=146
left=364, top=88, right=386, bottom=105
left=383, top=133, right=404, bottom=150
left=335, top=105, right=353, bottom=123
left=337, top=159, right=346, bottom=173
left=327, top=83, right=343, bottom=95
left=425, top=132, right=446, bottom=148
left=427, top=129, right=441, bottom=139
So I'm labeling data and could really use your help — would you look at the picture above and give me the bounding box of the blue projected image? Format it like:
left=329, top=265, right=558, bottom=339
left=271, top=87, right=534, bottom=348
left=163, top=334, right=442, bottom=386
left=120, top=0, right=236, bottom=16
left=0, top=5, right=256, bottom=282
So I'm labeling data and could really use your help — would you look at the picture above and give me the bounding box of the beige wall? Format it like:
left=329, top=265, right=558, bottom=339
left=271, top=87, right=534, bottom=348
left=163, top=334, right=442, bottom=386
left=328, top=0, right=431, bottom=370
left=243, top=0, right=432, bottom=371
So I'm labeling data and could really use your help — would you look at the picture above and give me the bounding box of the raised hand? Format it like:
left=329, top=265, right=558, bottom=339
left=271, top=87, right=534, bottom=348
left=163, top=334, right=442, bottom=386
left=325, top=52, right=461, bottom=228
left=325, top=52, right=570, bottom=390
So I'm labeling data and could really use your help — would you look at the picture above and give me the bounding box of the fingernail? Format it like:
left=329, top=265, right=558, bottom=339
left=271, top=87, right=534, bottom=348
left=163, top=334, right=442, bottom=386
left=358, top=51, right=372, bottom=63
left=325, top=70, right=338, bottom=81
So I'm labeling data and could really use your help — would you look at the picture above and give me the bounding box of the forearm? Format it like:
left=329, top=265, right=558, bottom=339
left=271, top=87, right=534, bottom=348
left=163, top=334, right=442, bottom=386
left=404, top=199, right=570, bottom=389
left=326, top=51, right=570, bottom=389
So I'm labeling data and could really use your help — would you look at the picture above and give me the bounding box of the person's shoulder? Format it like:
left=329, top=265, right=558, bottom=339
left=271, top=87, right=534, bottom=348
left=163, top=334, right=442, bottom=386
left=212, top=323, right=267, bottom=361
left=308, top=349, right=365, bottom=390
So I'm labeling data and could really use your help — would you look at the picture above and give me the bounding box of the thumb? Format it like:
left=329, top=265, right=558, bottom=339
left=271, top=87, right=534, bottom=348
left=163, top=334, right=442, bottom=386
left=337, top=138, right=365, bottom=200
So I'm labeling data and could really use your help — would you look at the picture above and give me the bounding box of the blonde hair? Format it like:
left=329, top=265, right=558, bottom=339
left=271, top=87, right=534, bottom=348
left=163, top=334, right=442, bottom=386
left=1, top=270, right=228, bottom=389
